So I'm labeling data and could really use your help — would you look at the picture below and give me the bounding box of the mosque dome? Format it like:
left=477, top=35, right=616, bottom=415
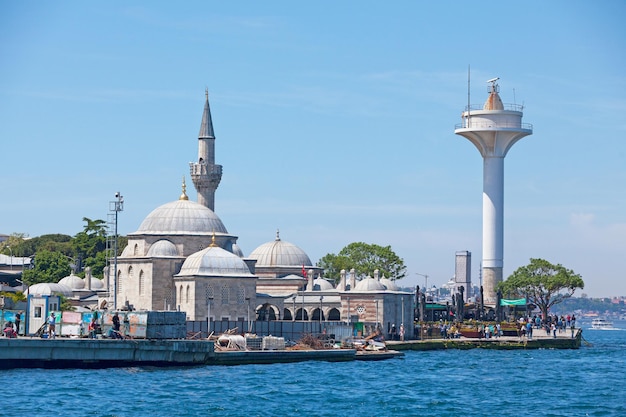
left=27, top=282, right=73, bottom=297
left=83, top=277, right=105, bottom=290
left=354, top=276, right=386, bottom=292
left=249, top=231, right=312, bottom=267
left=313, top=277, right=334, bottom=291
left=380, top=277, right=399, bottom=291
left=177, top=244, right=254, bottom=277
left=231, top=243, right=244, bottom=258
left=134, top=199, right=227, bottom=236
left=146, top=240, right=180, bottom=257
left=58, top=273, right=85, bottom=290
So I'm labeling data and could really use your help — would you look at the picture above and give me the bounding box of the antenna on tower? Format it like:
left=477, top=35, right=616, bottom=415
left=487, top=77, right=500, bottom=94
left=513, top=88, right=517, bottom=105
left=467, top=65, right=471, bottom=128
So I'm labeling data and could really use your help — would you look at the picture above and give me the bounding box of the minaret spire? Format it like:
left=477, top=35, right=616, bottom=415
left=190, top=90, right=222, bottom=211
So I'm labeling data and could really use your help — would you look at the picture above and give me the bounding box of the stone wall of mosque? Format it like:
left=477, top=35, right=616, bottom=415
left=173, top=276, right=256, bottom=321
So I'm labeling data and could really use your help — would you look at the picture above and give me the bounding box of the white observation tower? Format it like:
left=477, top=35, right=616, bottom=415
left=454, top=78, right=532, bottom=304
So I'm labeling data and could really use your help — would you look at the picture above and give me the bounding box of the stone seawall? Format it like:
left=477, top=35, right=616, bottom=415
left=0, top=338, right=214, bottom=369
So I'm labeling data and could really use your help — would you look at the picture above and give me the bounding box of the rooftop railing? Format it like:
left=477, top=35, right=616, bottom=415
left=462, top=103, right=525, bottom=112
left=454, top=121, right=533, bottom=130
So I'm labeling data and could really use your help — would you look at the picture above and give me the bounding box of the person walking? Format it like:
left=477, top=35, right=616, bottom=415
left=14, top=313, right=21, bottom=336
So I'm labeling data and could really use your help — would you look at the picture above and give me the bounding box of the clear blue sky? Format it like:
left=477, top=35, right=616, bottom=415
left=1, top=2, right=624, bottom=297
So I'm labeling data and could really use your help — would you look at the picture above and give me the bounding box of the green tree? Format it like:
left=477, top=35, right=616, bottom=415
left=72, top=217, right=108, bottom=276
left=498, top=258, right=584, bottom=320
left=21, top=250, right=71, bottom=286
left=0, top=233, right=29, bottom=257
left=317, top=253, right=352, bottom=284
left=19, top=234, right=73, bottom=257
left=317, top=242, right=406, bottom=283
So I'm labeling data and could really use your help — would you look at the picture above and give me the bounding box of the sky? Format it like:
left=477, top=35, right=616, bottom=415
left=1, top=1, right=625, bottom=298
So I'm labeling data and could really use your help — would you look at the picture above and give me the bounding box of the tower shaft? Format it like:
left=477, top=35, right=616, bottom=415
left=190, top=90, right=222, bottom=211
left=454, top=80, right=532, bottom=304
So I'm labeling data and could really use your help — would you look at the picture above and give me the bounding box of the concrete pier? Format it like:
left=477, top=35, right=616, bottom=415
left=386, top=329, right=583, bottom=351
left=0, top=338, right=214, bottom=369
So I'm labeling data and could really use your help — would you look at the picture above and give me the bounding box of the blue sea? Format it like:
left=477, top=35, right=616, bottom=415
left=5, top=322, right=626, bottom=417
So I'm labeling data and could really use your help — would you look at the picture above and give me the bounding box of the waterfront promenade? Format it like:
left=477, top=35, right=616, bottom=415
left=387, top=327, right=583, bottom=350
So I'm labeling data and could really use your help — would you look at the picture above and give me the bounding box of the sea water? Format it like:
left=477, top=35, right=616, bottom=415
left=5, top=322, right=625, bottom=417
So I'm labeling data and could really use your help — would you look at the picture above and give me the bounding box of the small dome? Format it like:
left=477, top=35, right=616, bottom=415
left=84, top=277, right=105, bottom=290
left=354, top=276, right=386, bottom=292
left=134, top=199, right=227, bottom=235
left=58, top=273, right=85, bottom=290
left=249, top=231, right=312, bottom=267
left=231, top=243, right=244, bottom=258
left=27, top=283, right=73, bottom=297
left=380, top=277, right=399, bottom=291
left=313, top=278, right=334, bottom=291
left=177, top=246, right=254, bottom=277
left=483, top=90, right=504, bottom=110
left=147, top=240, right=180, bottom=257
left=121, top=245, right=133, bottom=257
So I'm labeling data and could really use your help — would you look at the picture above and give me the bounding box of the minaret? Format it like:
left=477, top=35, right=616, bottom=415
left=454, top=78, right=532, bottom=304
left=190, top=89, right=222, bottom=211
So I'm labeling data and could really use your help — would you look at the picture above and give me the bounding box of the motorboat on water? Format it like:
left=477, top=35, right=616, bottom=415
left=591, top=318, right=615, bottom=330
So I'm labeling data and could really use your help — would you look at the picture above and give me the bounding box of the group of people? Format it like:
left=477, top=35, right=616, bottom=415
left=41, top=312, right=125, bottom=339
left=3, top=313, right=21, bottom=338
left=517, top=314, right=577, bottom=339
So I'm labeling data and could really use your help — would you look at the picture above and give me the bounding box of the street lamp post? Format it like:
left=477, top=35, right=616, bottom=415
left=346, top=297, right=351, bottom=324
left=207, top=297, right=213, bottom=336
left=375, top=299, right=379, bottom=328
left=110, top=192, right=124, bottom=311
left=416, top=272, right=429, bottom=295
left=319, top=295, right=324, bottom=334
left=245, top=297, right=251, bottom=332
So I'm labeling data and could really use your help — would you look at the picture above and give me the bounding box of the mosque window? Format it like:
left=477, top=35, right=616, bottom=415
left=117, top=270, right=122, bottom=294
left=205, top=285, right=214, bottom=302
left=128, top=266, right=134, bottom=281
left=179, top=285, right=183, bottom=304
left=237, top=287, right=245, bottom=304
left=356, top=305, right=366, bottom=315
left=221, top=285, right=229, bottom=305
left=186, top=285, right=190, bottom=304
left=139, top=271, right=145, bottom=296
left=133, top=244, right=139, bottom=256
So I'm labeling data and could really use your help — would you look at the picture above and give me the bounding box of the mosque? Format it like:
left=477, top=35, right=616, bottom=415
left=29, top=91, right=414, bottom=338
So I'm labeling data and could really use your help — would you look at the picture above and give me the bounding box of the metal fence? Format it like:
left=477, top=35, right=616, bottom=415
left=187, top=320, right=382, bottom=342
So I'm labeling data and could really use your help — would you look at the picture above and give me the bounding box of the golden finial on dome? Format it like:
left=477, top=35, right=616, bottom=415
left=209, top=232, right=218, bottom=247
left=180, top=176, right=189, bottom=200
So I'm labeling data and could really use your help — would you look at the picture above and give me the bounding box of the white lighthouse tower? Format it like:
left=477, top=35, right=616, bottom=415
left=454, top=78, right=532, bottom=304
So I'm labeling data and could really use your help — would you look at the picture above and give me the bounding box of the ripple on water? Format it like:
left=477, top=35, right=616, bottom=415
left=5, top=329, right=626, bottom=417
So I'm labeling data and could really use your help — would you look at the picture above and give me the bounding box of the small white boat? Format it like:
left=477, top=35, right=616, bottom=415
left=591, top=318, right=615, bottom=330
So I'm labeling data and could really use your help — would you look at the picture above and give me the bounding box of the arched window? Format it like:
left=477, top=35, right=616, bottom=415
left=179, top=285, right=183, bottom=304
left=133, top=244, right=139, bottom=256
left=186, top=285, right=190, bottom=304
left=221, top=285, right=229, bottom=305
left=139, top=270, right=145, bottom=296
left=205, top=285, right=214, bottom=303
left=117, top=270, right=122, bottom=294
left=128, top=266, right=134, bottom=281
